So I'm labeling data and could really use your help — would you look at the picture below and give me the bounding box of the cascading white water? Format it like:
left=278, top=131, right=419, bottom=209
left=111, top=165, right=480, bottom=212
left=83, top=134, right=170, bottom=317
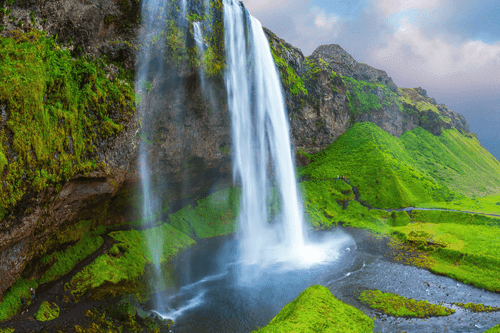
left=224, top=0, right=328, bottom=268
left=136, top=0, right=169, bottom=284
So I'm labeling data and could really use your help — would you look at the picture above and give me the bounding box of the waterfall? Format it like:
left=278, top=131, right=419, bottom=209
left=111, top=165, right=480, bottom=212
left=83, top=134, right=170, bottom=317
left=136, top=0, right=169, bottom=303
left=224, top=0, right=316, bottom=268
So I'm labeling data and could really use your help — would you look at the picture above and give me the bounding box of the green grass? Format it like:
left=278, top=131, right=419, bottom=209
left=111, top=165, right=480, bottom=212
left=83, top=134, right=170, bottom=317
left=452, top=302, right=499, bottom=312
left=65, top=223, right=195, bottom=301
left=252, top=285, right=374, bottom=333
left=0, top=29, right=134, bottom=211
left=300, top=122, right=500, bottom=210
left=169, top=187, right=241, bottom=238
left=342, top=76, right=399, bottom=117
left=0, top=278, right=37, bottom=321
left=38, top=230, right=104, bottom=284
left=485, top=323, right=500, bottom=332
left=392, top=218, right=500, bottom=292
left=34, top=301, right=59, bottom=321
left=300, top=122, right=500, bottom=293
left=0, top=221, right=106, bottom=321
left=301, top=122, right=453, bottom=209
left=0, top=328, right=15, bottom=333
left=358, top=290, right=454, bottom=317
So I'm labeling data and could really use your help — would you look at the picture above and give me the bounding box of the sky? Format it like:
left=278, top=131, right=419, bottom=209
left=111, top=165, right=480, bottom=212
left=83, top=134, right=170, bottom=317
left=241, top=0, right=500, bottom=161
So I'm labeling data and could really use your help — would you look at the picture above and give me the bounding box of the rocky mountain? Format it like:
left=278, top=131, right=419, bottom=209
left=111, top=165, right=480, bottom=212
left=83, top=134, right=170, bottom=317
left=0, top=0, right=483, bottom=319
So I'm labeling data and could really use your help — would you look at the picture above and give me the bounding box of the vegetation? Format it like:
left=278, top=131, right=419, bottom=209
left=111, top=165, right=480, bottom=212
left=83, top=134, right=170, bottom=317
left=358, top=290, right=454, bottom=317
left=300, top=122, right=500, bottom=292
left=269, top=43, right=307, bottom=96
left=0, top=277, right=37, bottom=321
left=0, top=220, right=107, bottom=321
left=34, top=301, right=60, bottom=321
left=452, top=302, right=500, bottom=312
left=0, top=29, right=134, bottom=214
left=300, top=122, right=500, bottom=209
left=65, top=223, right=195, bottom=301
left=252, top=285, right=374, bottom=333
left=485, top=323, right=500, bottom=333
left=0, top=328, right=14, bottom=333
left=341, top=76, right=400, bottom=117
left=169, top=187, right=241, bottom=238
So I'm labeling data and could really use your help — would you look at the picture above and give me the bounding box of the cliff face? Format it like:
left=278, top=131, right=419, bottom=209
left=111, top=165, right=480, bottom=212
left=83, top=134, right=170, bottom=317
left=0, top=0, right=473, bottom=302
left=266, top=35, right=470, bottom=147
left=0, top=0, right=231, bottom=299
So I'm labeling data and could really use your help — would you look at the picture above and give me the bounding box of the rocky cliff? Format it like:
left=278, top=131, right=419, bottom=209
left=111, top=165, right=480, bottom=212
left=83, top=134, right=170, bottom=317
left=0, top=0, right=473, bottom=306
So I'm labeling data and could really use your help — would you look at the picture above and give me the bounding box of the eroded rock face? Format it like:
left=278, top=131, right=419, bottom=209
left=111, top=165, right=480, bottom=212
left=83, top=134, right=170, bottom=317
left=311, top=44, right=399, bottom=93
left=264, top=29, right=351, bottom=154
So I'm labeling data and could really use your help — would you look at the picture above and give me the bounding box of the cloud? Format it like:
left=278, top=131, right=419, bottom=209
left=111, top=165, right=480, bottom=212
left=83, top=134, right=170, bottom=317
left=374, top=0, right=446, bottom=16
left=370, top=17, right=500, bottom=96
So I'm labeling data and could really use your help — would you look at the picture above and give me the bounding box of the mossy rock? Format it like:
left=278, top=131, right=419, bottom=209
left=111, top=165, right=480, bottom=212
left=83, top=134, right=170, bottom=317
left=252, top=285, right=374, bottom=332
left=0, top=329, right=15, bottom=333
left=453, top=302, right=500, bottom=312
left=389, top=211, right=411, bottom=227
left=34, top=301, right=60, bottom=321
left=359, top=290, right=454, bottom=317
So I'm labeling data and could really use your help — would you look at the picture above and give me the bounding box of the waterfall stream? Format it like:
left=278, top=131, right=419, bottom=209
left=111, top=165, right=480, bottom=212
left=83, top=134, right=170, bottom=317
left=223, top=0, right=331, bottom=271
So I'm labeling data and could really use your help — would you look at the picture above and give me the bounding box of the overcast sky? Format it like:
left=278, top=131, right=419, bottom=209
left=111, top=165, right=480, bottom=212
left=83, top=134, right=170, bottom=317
left=242, top=0, right=500, bottom=160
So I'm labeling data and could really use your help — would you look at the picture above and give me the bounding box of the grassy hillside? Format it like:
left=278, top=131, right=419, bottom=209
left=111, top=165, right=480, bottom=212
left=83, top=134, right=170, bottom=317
left=252, top=285, right=374, bottom=333
left=300, top=122, right=500, bottom=210
left=300, top=122, right=500, bottom=293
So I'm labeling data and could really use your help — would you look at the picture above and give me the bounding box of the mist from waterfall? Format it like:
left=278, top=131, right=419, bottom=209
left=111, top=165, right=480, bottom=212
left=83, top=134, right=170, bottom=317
left=136, top=0, right=169, bottom=301
left=223, top=0, right=328, bottom=271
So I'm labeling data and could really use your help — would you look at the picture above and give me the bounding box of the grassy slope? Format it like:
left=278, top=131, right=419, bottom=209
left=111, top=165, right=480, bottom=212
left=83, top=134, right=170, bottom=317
left=253, top=285, right=374, bottom=333
left=300, top=122, right=500, bottom=292
left=301, top=122, right=500, bottom=210
left=358, top=290, right=454, bottom=317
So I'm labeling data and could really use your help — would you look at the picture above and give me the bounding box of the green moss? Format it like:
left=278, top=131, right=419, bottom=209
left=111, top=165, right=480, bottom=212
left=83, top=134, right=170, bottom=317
left=301, top=123, right=453, bottom=209
left=65, top=223, right=195, bottom=301
left=341, top=76, right=397, bottom=116
left=169, top=187, right=241, bottom=238
left=359, top=290, right=454, bottom=317
left=253, top=285, right=374, bottom=333
left=392, top=219, right=500, bottom=292
left=389, top=211, right=411, bottom=227
left=0, top=328, right=15, bottom=333
left=0, top=277, right=38, bottom=321
left=452, top=302, right=499, bottom=312
left=34, top=301, right=59, bottom=321
left=270, top=44, right=307, bottom=96
left=0, top=29, right=134, bottom=211
left=301, top=122, right=500, bottom=209
left=38, top=231, right=104, bottom=284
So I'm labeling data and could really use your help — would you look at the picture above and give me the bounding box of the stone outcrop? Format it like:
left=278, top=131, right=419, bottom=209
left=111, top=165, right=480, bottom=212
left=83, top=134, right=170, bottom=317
left=311, top=44, right=399, bottom=93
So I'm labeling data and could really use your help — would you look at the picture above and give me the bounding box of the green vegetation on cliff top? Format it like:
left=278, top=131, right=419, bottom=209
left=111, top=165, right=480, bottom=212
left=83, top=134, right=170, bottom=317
left=0, top=29, right=134, bottom=215
left=358, top=290, right=454, bottom=317
left=253, top=285, right=374, bottom=333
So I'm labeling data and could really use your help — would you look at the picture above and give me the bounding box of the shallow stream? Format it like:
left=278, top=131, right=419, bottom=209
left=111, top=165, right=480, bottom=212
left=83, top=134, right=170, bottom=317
left=147, top=227, right=500, bottom=333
